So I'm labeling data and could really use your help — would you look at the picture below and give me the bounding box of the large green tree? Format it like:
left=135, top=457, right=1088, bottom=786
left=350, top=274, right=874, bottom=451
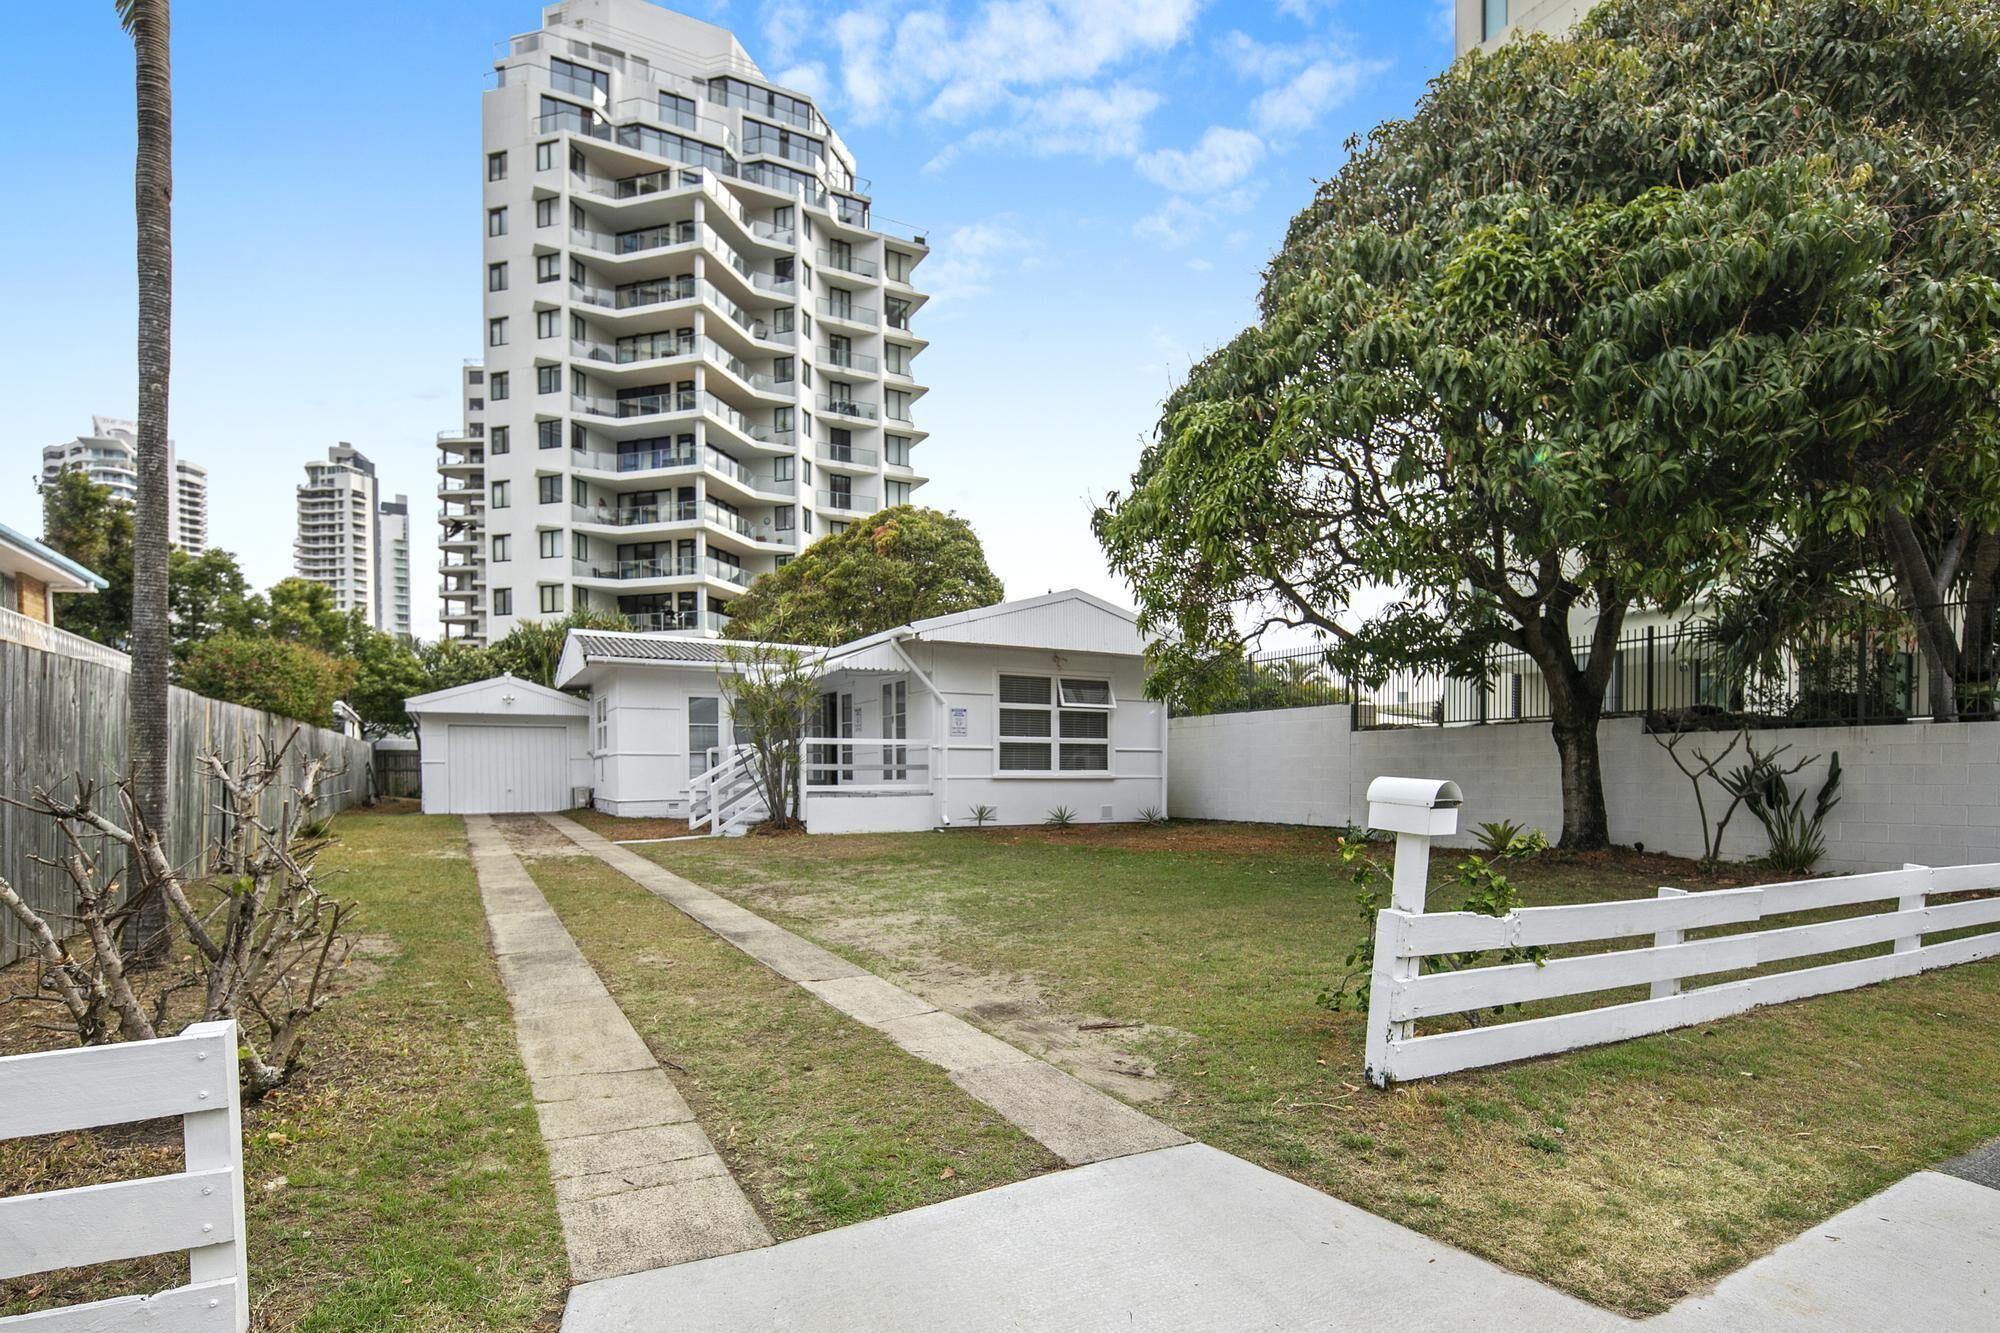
left=42, top=469, right=135, bottom=648
left=1095, top=0, right=2000, bottom=846
left=726, top=506, right=1005, bottom=646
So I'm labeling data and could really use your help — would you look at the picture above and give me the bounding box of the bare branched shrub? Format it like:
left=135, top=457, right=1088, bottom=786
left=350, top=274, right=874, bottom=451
left=0, top=733, right=357, bottom=1098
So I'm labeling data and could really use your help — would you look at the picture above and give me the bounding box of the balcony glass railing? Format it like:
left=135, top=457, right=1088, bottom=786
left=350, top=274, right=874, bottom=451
left=817, top=394, right=878, bottom=422
left=572, top=500, right=701, bottom=527
left=817, top=248, right=879, bottom=278
left=573, top=556, right=699, bottom=581
left=626, top=609, right=733, bottom=633
left=706, top=504, right=752, bottom=537
left=705, top=558, right=751, bottom=587
left=819, top=345, right=879, bottom=373
left=815, top=441, right=879, bottom=468
left=571, top=443, right=699, bottom=473
left=816, top=489, right=879, bottom=514
left=816, top=298, right=878, bottom=326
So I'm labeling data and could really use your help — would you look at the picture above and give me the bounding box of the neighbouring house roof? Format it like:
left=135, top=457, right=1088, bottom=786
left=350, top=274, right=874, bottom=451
left=403, top=672, right=589, bottom=717
left=0, top=521, right=107, bottom=595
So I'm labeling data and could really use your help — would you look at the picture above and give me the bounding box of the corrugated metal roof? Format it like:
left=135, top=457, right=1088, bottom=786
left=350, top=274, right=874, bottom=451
left=568, top=633, right=767, bottom=664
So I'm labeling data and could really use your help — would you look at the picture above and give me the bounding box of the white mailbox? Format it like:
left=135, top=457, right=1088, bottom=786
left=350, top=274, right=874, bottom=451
left=1365, top=776, right=1463, bottom=837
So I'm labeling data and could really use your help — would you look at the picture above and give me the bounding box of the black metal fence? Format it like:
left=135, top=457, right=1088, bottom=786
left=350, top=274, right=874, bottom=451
left=1186, top=603, right=1997, bottom=730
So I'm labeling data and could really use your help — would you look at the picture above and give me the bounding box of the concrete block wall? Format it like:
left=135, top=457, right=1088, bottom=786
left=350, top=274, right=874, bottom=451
left=1167, top=709, right=2000, bottom=871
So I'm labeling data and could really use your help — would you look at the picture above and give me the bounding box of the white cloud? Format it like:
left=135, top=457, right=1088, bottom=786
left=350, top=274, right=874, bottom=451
left=760, top=0, right=811, bottom=67
left=1134, top=185, right=1257, bottom=248
left=1219, top=29, right=1308, bottom=81
left=1135, top=126, right=1265, bottom=193
left=918, top=217, right=1039, bottom=306
left=773, top=61, right=831, bottom=102
left=833, top=9, right=892, bottom=119
left=926, top=82, right=1163, bottom=171
left=1250, top=56, right=1375, bottom=137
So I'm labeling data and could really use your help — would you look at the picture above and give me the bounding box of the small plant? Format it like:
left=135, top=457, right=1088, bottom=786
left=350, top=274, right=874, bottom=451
left=1044, top=805, right=1078, bottom=829
left=1335, top=821, right=1380, bottom=844
left=1318, top=842, right=1547, bottom=1022
left=968, top=804, right=997, bottom=827
left=1138, top=805, right=1169, bottom=825
left=1734, top=750, right=1843, bottom=873
left=1471, top=821, right=1548, bottom=857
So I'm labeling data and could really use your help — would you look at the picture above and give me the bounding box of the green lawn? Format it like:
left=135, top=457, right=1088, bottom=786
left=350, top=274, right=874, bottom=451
left=505, top=822, right=1057, bottom=1238
left=630, top=821, right=2000, bottom=1316
left=1, top=809, right=569, bottom=1331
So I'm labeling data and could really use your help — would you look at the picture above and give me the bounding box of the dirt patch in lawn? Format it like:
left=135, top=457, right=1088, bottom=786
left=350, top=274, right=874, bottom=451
left=495, top=815, right=590, bottom=861
left=562, top=809, right=695, bottom=843
left=955, top=822, right=1344, bottom=857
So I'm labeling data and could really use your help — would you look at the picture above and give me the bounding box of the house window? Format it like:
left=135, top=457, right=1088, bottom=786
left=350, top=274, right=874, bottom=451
left=487, top=151, right=507, bottom=180
left=1483, top=0, right=1509, bottom=41
left=490, top=425, right=510, bottom=454
left=468, top=398, right=485, bottom=412
left=997, top=674, right=1112, bottom=773
left=536, top=140, right=555, bottom=171
left=539, top=420, right=562, bottom=450
left=490, top=371, right=510, bottom=400
left=492, top=534, right=511, bottom=562
left=886, top=481, right=911, bottom=507
left=882, top=679, right=907, bottom=781
left=536, top=196, right=557, bottom=228
left=688, top=696, right=720, bottom=778
left=537, top=309, right=558, bottom=339
left=488, top=207, right=507, bottom=236
left=537, top=365, right=561, bottom=394
left=488, top=317, right=508, bottom=346
left=493, top=587, right=513, bottom=615
left=539, top=584, right=563, bottom=614
left=539, top=529, right=560, bottom=558
left=491, top=480, right=511, bottom=508
left=595, top=695, right=607, bottom=750
left=489, top=262, right=508, bottom=291
left=538, top=476, right=562, bottom=504
left=537, top=253, right=560, bottom=282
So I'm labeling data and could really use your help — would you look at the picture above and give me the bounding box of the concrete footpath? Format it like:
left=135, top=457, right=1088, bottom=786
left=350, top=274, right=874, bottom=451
left=563, top=1142, right=2000, bottom=1331
left=463, top=816, right=771, bottom=1279
left=543, top=813, right=1188, bottom=1167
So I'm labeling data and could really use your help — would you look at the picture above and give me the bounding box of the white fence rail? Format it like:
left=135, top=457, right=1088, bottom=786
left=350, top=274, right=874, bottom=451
left=1360, top=777, right=2000, bottom=1087
left=0, top=1022, right=248, bottom=1331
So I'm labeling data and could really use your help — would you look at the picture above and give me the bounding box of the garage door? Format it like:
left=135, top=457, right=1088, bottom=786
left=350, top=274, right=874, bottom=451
left=444, top=724, right=573, bottom=814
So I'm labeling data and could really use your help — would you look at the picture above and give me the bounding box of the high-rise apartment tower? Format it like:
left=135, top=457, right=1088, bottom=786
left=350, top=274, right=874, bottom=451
left=447, top=0, right=930, bottom=639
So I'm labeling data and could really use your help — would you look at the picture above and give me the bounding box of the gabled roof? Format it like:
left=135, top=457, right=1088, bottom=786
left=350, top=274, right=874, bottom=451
left=0, top=521, right=107, bottom=594
left=822, top=589, right=1143, bottom=665
left=554, top=632, right=783, bottom=688
left=403, top=672, right=588, bottom=716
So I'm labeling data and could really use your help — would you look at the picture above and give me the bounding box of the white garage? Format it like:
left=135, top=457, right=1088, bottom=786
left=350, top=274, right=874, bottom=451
left=404, top=675, right=592, bottom=815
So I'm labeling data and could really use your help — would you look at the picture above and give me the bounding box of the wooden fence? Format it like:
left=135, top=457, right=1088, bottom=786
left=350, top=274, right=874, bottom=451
left=1359, top=778, right=2000, bottom=1086
left=0, top=636, right=373, bottom=965
left=0, top=1020, right=249, bottom=1330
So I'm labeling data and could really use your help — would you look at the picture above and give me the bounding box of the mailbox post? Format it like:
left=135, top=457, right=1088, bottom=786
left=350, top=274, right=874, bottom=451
left=1361, top=777, right=1463, bottom=1087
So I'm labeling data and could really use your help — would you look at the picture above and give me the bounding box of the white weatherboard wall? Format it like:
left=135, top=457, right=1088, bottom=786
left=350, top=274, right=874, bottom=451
left=1168, top=707, right=2000, bottom=871
left=406, top=676, right=592, bottom=815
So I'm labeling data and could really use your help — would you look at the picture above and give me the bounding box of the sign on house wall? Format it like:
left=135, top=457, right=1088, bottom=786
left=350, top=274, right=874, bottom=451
left=949, top=707, right=969, bottom=738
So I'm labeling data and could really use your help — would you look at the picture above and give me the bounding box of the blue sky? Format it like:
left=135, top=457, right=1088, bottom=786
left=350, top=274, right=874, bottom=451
left=0, top=0, right=1454, bottom=639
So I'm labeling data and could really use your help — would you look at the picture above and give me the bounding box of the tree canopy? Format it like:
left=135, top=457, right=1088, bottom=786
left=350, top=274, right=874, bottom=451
left=1095, top=0, right=2000, bottom=846
left=724, top=506, right=1005, bottom=646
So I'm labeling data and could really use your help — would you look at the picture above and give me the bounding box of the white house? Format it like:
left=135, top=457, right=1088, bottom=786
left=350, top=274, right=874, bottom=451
left=547, top=590, right=1169, bottom=834
left=403, top=675, right=593, bottom=814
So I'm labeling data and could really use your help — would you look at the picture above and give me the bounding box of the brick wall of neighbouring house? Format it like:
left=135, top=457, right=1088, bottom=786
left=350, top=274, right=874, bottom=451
left=15, top=574, right=49, bottom=623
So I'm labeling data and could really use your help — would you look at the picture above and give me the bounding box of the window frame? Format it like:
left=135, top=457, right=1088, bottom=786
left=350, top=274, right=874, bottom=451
left=993, top=670, right=1115, bottom=777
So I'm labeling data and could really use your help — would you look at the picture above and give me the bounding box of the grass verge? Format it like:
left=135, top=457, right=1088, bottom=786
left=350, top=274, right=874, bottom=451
left=1, top=808, right=569, bottom=1331
left=630, top=822, right=2000, bottom=1315
left=509, top=829, right=1057, bottom=1238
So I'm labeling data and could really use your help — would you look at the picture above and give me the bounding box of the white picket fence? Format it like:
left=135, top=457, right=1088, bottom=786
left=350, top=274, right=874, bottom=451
left=0, top=1021, right=249, bottom=1331
left=1359, top=778, right=2000, bottom=1087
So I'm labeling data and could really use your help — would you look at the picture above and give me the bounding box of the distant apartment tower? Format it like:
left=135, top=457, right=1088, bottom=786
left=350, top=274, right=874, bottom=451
left=451, top=0, right=931, bottom=639
left=1456, top=0, right=1592, bottom=52
left=295, top=445, right=380, bottom=625
left=379, top=494, right=413, bottom=639
left=438, top=362, right=490, bottom=641
left=41, top=416, right=209, bottom=554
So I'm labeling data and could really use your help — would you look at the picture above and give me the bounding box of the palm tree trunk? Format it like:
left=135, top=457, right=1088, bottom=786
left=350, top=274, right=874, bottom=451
left=122, top=0, right=174, bottom=964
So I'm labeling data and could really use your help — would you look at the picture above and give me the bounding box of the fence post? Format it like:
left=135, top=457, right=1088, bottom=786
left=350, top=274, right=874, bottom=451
left=182, top=1018, right=250, bottom=1331
left=1896, top=863, right=1930, bottom=955
left=1645, top=626, right=1656, bottom=714
left=1650, top=887, right=1689, bottom=998
left=1360, top=778, right=1463, bottom=1087
left=1857, top=624, right=1869, bottom=724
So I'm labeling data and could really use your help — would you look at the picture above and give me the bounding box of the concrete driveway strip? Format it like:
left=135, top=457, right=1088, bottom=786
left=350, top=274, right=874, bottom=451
left=464, top=816, right=772, bottom=1280
left=563, top=1141, right=1620, bottom=1331
left=542, top=813, right=1188, bottom=1167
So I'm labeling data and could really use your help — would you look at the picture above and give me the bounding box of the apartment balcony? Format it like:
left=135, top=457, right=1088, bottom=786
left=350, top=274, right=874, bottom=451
left=815, top=298, right=879, bottom=330
left=572, top=499, right=700, bottom=531
left=571, top=555, right=699, bottom=582
left=438, top=480, right=486, bottom=502
left=816, top=248, right=880, bottom=279
left=815, top=442, right=879, bottom=471
left=816, top=394, right=878, bottom=422
left=705, top=557, right=752, bottom=588
left=625, top=609, right=732, bottom=635
left=569, top=220, right=698, bottom=260
left=816, top=489, right=880, bottom=515
left=570, top=443, right=699, bottom=477
left=817, top=345, right=879, bottom=375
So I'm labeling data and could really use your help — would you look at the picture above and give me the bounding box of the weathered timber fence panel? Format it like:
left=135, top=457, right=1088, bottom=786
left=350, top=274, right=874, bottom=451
left=0, top=638, right=372, bottom=964
left=1359, top=777, right=2000, bottom=1086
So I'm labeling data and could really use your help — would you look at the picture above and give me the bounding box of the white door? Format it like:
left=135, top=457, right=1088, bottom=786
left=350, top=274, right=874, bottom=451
left=445, top=724, right=572, bottom=813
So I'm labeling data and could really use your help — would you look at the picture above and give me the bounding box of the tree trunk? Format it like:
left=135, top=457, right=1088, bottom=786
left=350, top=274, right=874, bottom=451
left=1549, top=705, right=1610, bottom=849
left=1514, top=598, right=1621, bottom=851
left=123, top=0, right=174, bottom=964
left=1882, top=505, right=1961, bottom=723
